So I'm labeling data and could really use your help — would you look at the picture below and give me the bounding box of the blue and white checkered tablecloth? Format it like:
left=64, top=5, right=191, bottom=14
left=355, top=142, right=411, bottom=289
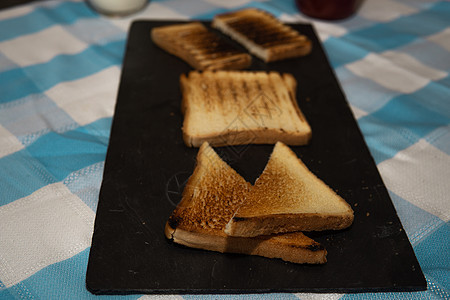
left=0, top=0, right=448, bottom=299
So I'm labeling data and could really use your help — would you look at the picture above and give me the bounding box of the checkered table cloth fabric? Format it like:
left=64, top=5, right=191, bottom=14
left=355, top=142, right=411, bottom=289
left=0, top=0, right=449, bottom=299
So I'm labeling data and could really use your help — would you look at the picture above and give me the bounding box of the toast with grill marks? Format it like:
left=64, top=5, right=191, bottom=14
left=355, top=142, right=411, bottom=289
left=180, top=70, right=311, bottom=147
left=225, top=142, right=354, bottom=237
left=151, top=22, right=251, bottom=70
left=165, top=142, right=327, bottom=264
left=212, top=8, right=312, bottom=62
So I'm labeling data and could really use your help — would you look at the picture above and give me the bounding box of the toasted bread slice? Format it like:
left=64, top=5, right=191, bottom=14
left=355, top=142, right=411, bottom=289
left=151, top=22, right=251, bottom=70
left=180, top=70, right=311, bottom=147
left=225, top=142, right=354, bottom=237
left=165, top=142, right=327, bottom=264
left=212, top=8, right=312, bottom=62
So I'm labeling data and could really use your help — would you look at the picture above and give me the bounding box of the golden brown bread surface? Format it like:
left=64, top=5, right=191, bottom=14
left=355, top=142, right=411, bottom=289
left=151, top=22, right=251, bottom=70
left=212, top=8, right=312, bottom=62
left=167, top=141, right=251, bottom=236
left=180, top=70, right=311, bottom=147
left=225, top=142, right=354, bottom=237
left=165, top=142, right=327, bottom=264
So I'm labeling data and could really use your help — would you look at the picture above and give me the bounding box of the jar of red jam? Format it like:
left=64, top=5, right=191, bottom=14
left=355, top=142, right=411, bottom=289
left=296, top=0, right=363, bottom=20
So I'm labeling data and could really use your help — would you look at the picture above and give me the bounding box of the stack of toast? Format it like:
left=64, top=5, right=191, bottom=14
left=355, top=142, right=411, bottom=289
left=165, top=142, right=353, bottom=264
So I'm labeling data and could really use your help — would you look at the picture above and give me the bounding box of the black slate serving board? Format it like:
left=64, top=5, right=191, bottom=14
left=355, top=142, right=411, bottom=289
left=86, top=20, right=426, bottom=294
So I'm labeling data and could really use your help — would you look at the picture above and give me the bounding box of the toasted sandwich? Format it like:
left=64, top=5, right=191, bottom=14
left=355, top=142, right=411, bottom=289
left=165, top=142, right=327, bottom=264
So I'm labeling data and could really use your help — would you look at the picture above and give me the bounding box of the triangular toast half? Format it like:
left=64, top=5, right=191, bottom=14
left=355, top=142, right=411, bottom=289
left=165, top=142, right=327, bottom=264
left=225, top=142, right=354, bottom=237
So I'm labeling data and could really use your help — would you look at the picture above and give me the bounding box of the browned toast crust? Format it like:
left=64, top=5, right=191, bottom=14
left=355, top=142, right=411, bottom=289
left=226, top=213, right=354, bottom=237
left=182, top=127, right=311, bottom=148
left=165, top=223, right=327, bottom=264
